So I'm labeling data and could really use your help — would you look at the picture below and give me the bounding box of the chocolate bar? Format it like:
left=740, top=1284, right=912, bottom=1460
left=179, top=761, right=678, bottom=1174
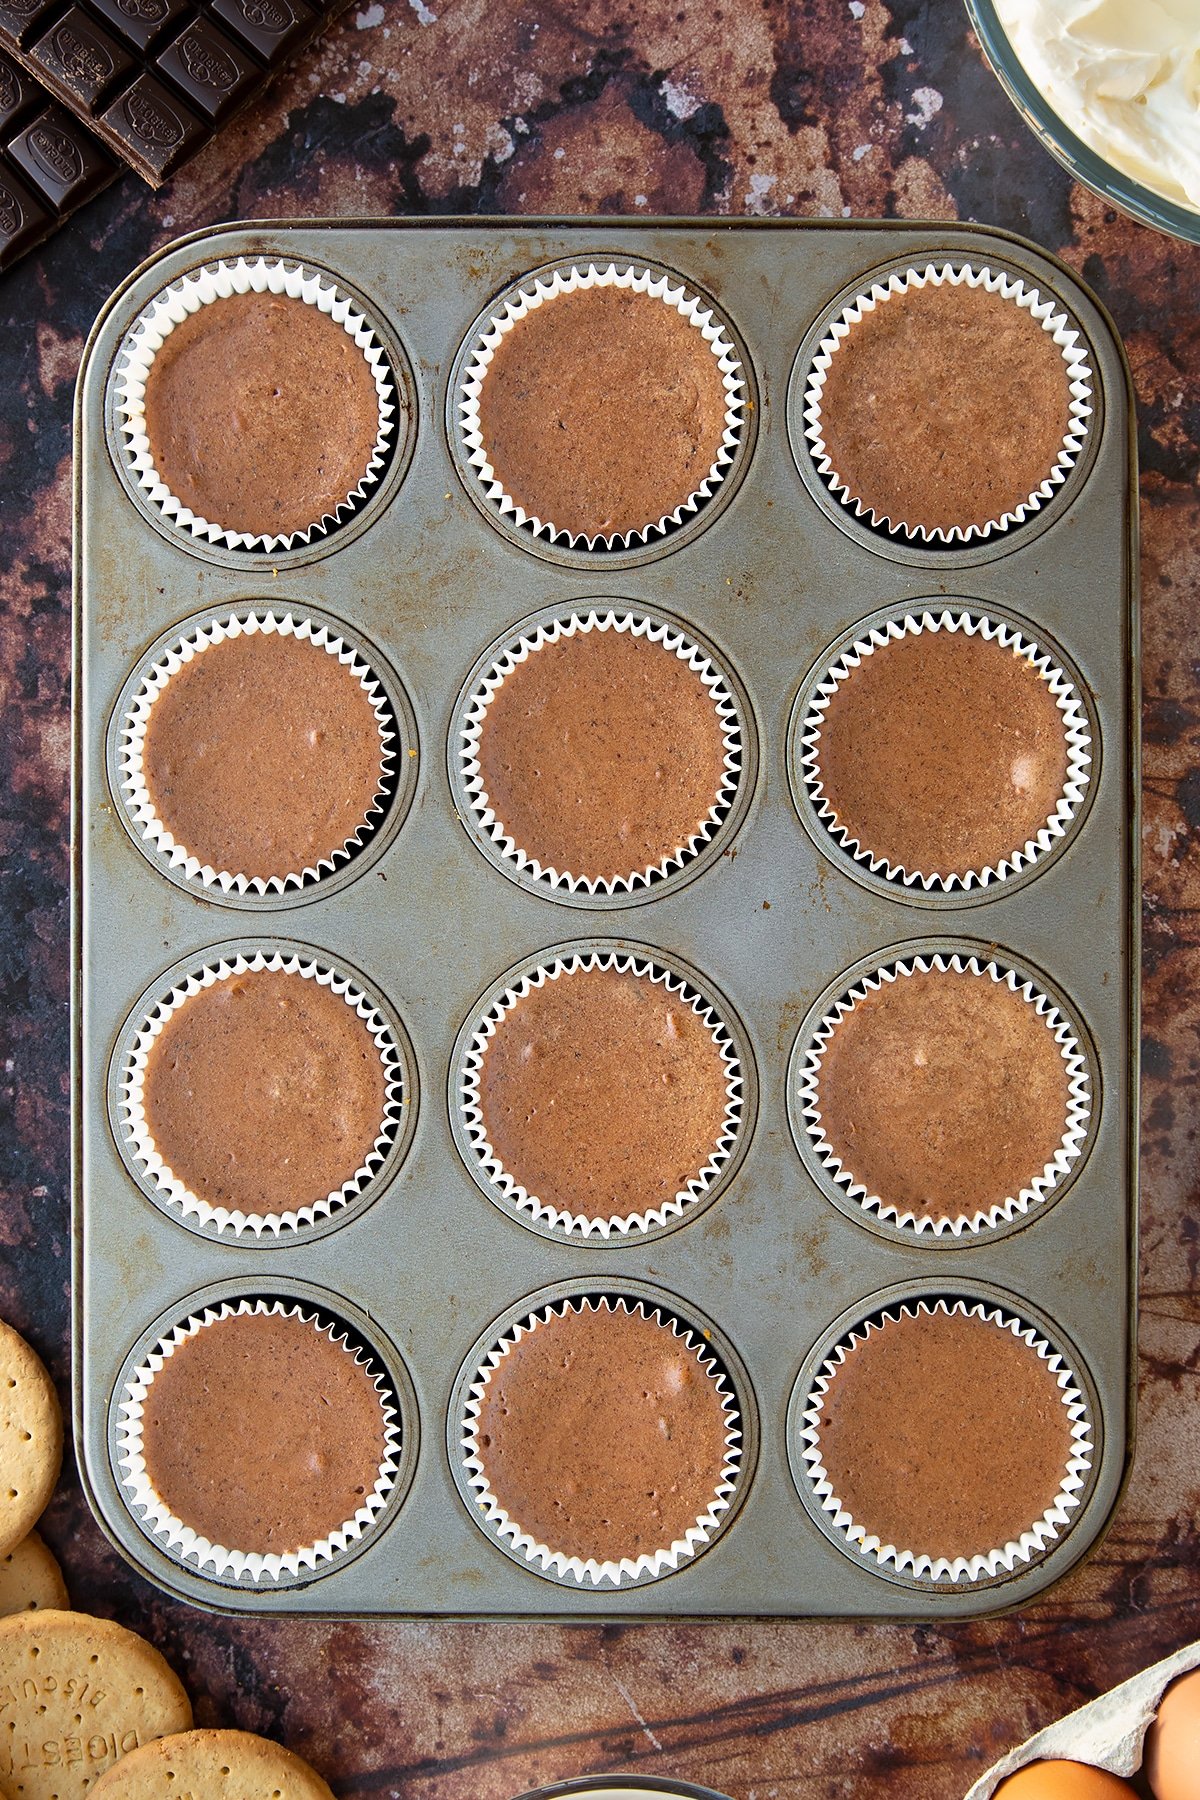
left=0, top=0, right=349, bottom=270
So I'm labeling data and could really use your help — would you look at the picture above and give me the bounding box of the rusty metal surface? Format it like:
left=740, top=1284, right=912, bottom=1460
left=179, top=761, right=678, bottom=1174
left=0, top=0, right=1197, bottom=1793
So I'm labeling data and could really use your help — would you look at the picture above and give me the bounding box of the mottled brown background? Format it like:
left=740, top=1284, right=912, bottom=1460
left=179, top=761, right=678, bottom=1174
left=1, top=1, right=1198, bottom=1795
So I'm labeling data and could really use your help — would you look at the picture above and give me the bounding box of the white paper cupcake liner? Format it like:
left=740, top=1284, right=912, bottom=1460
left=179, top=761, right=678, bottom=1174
left=457, top=261, right=747, bottom=550
left=115, top=1298, right=402, bottom=1583
left=460, top=1294, right=744, bottom=1587
left=800, top=609, right=1093, bottom=891
left=804, top=262, right=1095, bottom=544
left=117, top=949, right=405, bottom=1238
left=114, top=256, right=397, bottom=553
left=457, top=609, right=745, bottom=896
left=116, top=610, right=398, bottom=897
left=457, top=949, right=745, bottom=1239
left=796, top=952, right=1093, bottom=1236
left=800, top=1297, right=1094, bottom=1584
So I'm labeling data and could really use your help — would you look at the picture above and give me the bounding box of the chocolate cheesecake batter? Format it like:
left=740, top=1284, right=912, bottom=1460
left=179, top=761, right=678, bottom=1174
left=140, top=1308, right=389, bottom=1555
left=477, top=627, right=729, bottom=885
left=142, top=968, right=388, bottom=1214
left=815, top=1305, right=1075, bottom=1560
left=815, top=966, right=1070, bottom=1220
left=142, top=630, right=386, bottom=880
left=143, top=291, right=382, bottom=538
left=816, top=628, right=1070, bottom=878
left=477, top=964, right=731, bottom=1220
left=476, top=285, right=730, bottom=539
left=474, top=1301, right=732, bottom=1564
left=817, top=280, right=1072, bottom=534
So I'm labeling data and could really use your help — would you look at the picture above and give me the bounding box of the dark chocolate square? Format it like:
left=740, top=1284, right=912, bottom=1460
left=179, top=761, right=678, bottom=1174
left=0, top=154, right=51, bottom=263
left=7, top=102, right=115, bottom=205
left=99, top=68, right=202, bottom=177
left=29, top=6, right=134, bottom=106
left=157, top=16, right=259, bottom=120
left=0, top=48, right=42, bottom=129
left=207, top=0, right=314, bottom=63
left=84, top=0, right=187, bottom=52
left=0, top=0, right=56, bottom=50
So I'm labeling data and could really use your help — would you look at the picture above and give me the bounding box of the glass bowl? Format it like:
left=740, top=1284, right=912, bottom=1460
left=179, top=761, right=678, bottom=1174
left=965, top=0, right=1200, bottom=246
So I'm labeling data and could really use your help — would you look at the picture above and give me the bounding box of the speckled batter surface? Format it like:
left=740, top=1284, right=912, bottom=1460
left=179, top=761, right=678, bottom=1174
left=476, top=626, right=729, bottom=884
left=473, top=1301, right=731, bottom=1563
left=2, top=0, right=1194, bottom=1790
left=141, top=629, right=385, bottom=880
left=816, top=1307, right=1075, bottom=1561
left=143, top=291, right=381, bottom=538
left=477, top=964, right=731, bottom=1221
left=816, top=629, right=1071, bottom=878
left=816, top=280, right=1073, bottom=534
left=815, top=966, right=1071, bottom=1220
left=139, top=1310, right=388, bottom=1556
left=476, top=284, right=730, bottom=538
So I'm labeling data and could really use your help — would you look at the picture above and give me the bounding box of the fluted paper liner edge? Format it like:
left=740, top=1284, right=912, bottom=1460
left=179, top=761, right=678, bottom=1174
left=458, top=260, right=746, bottom=550
left=797, top=951, right=1093, bottom=1236
left=116, top=1298, right=401, bottom=1583
left=803, top=261, right=1094, bottom=545
left=117, top=949, right=404, bottom=1238
left=800, top=1297, right=1094, bottom=1586
left=460, top=1294, right=743, bottom=1587
left=799, top=608, right=1093, bottom=891
left=114, top=256, right=397, bottom=553
left=457, top=609, right=744, bottom=895
left=457, top=949, right=745, bottom=1238
left=117, top=610, right=398, bottom=896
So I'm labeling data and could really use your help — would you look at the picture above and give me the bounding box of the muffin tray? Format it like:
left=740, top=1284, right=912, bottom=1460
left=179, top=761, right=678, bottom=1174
left=72, top=217, right=1139, bottom=1618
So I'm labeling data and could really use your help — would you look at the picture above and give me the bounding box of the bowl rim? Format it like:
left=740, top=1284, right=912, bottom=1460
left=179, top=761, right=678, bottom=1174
left=964, top=0, right=1200, bottom=246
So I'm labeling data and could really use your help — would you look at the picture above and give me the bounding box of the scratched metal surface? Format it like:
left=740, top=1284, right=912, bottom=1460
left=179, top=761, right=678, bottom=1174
left=0, top=0, right=1197, bottom=1794
left=73, top=215, right=1134, bottom=1623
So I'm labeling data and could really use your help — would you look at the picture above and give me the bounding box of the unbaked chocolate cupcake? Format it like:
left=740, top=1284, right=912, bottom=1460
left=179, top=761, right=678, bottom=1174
left=118, top=951, right=404, bottom=1236
left=798, top=1297, right=1093, bottom=1583
left=804, top=263, right=1093, bottom=543
left=457, top=950, right=745, bottom=1237
left=116, top=258, right=397, bottom=552
left=118, top=613, right=397, bottom=897
left=460, top=1294, right=743, bottom=1585
left=458, top=611, right=744, bottom=896
left=799, top=611, right=1092, bottom=891
left=795, top=953, right=1092, bottom=1235
left=116, top=1299, right=401, bottom=1581
left=458, top=263, right=746, bottom=549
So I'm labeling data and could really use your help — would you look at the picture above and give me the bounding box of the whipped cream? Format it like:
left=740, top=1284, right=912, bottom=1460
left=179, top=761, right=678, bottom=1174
left=993, top=0, right=1200, bottom=214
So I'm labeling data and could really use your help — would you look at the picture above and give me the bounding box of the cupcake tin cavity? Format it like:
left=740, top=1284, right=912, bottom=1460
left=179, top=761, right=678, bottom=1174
left=73, top=218, right=1137, bottom=1620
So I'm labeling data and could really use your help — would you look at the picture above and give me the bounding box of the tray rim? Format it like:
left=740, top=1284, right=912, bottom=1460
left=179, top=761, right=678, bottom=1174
left=70, top=212, right=1142, bottom=1624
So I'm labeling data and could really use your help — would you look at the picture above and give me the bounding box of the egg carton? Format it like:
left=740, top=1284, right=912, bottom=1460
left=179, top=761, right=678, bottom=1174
left=967, top=1638, right=1200, bottom=1796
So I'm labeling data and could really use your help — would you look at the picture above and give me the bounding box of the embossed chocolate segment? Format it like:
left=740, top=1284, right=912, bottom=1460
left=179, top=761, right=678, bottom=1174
left=8, top=103, right=116, bottom=206
left=157, top=17, right=259, bottom=121
left=0, top=0, right=51, bottom=48
left=29, top=6, right=134, bottom=105
left=0, top=46, right=39, bottom=127
left=0, top=0, right=345, bottom=261
left=99, top=68, right=203, bottom=175
left=86, top=0, right=189, bottom=53
left=0, top=156, right=50, bottom=258
left=210, top=0, right=315, bottom=61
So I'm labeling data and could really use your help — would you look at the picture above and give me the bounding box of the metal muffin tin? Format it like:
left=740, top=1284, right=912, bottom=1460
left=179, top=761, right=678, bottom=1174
left=72, top=217, right=1139, bottom=1619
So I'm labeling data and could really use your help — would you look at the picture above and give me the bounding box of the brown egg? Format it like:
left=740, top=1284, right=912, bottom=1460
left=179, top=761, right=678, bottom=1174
left=994, top=1762, right=1137, bottom=1799
left=1146, top=1666, right=1200, bottom=1800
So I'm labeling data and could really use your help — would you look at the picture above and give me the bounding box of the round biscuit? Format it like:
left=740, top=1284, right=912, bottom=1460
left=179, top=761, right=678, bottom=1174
left=88, top=1730, right=336, bottom=1798
left=0, top=1323, right=63, bottom=1560
left=0, top=1609, right=192, bottom=1800
left=0, top=1533, right=68, bottom=1618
